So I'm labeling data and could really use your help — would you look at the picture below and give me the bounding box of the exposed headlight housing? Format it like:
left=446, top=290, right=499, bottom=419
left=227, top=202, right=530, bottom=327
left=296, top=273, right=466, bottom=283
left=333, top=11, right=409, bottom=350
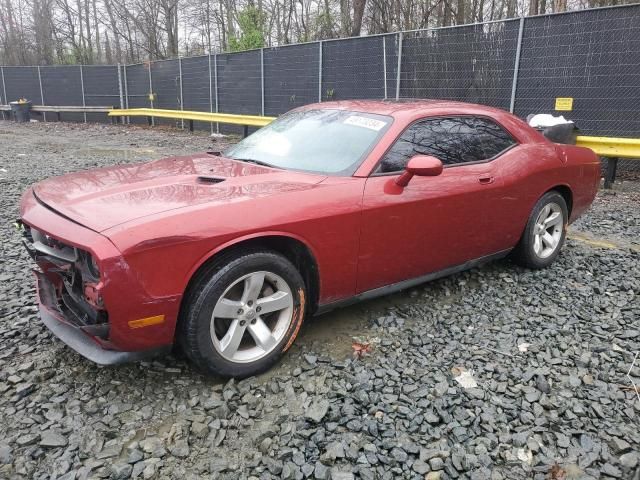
left=85, top=252, right=101, bottom=279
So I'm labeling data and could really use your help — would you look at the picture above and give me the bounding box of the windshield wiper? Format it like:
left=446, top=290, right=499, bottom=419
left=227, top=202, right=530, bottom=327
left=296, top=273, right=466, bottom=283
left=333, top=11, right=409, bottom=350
left=233, top=158, right=280, bottom=169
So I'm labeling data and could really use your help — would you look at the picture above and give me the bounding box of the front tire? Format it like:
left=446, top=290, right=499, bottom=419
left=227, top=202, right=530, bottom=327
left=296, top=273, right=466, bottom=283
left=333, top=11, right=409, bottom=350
left=179, top=250, right=307, bottom=378
left=512, top=191, right=568, bottom=269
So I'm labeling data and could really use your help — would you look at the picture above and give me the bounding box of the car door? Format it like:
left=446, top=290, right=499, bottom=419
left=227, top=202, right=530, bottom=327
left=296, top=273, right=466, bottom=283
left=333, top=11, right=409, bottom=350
left=356, top=116, right=517, bottom=293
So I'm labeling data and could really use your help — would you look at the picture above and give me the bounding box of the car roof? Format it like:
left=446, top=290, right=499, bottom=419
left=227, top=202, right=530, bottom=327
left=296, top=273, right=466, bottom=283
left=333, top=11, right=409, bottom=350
left=298, top=99, right=508, bottom=118
left=297, top=98, right=545, bottom=146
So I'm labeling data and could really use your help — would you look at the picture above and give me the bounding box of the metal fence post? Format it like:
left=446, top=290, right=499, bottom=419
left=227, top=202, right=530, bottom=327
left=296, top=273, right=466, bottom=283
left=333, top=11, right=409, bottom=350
left=318, top=41, right=323, bottom=102
left=214, top=54, right=219, bottom=134
left=1, top=66, right=7, bottom=106
left=178, top=57, right=184, bottom=129
left=395, top=33, right=403, bottom=100
left=79, top=65, right=87, bottom=123
left=510, top=17, right=525, bottom=114
left=123, top=64, right=130, bottom=124
left=148, top=61, right=154, bottom=126
left=37, top=65, right=47, bottom=121
left=383, top=36, right=388, bottom=100
left=117, top=64, right=124, bottom=109
left=208, top=54, right=214, bottom=134
left=260, top=48, right=265, bottom=116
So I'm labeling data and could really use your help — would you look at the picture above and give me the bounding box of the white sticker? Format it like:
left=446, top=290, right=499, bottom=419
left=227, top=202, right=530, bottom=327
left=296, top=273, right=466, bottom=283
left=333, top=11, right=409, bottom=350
left=343, top=115, right=386, bottom=131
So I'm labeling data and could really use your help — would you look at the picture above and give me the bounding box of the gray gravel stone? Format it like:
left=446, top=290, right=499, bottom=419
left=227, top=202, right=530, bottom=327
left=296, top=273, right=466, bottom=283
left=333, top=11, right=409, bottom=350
left=0, top=445, right=12, bottom=465
left=620, top=452, right=638, bottom=469
left=314, top=462, right=330, bottom=480
left=412, top=459, right=430, bottom=474
left=329, top=469, right=354, bottom=480
left=305, top=398, right=330, bottom=423
left=110, top=463, right=133, bottom=479
left=40, top=430, right=68, bottom=448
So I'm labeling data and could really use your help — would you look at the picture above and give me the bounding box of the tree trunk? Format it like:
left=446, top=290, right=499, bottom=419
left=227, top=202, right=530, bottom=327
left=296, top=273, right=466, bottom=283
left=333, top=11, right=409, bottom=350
left=456, top=0, right=465, bottom=24
left=351, top=0, right=367, bottom=36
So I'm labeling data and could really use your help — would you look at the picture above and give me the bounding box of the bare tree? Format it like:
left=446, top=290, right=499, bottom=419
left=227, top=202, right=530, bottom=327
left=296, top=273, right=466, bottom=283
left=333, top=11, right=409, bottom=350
left=0, top=0, right=632, bottom=65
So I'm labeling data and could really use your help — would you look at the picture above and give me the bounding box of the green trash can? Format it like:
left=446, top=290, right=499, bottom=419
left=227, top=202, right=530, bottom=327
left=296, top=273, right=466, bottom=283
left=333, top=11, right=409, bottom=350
left=10, top=100, right=32, bottom=122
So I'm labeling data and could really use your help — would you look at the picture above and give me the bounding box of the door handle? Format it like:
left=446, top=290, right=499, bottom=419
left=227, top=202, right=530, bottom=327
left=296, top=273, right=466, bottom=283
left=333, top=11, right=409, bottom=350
left=478, top=175, right=495, bottom=185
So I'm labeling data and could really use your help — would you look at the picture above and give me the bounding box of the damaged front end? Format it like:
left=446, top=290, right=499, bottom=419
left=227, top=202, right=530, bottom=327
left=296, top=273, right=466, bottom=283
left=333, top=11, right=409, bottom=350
left=20, top=221, right=111, bottom=343
left=18, top=187, right=176, bottom=365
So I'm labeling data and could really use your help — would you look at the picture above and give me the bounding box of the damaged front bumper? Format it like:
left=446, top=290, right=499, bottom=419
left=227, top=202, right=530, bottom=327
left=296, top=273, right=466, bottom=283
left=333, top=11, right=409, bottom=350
left=34, top=270, right=168, bottom=365
left=17, top=196, right=176, bottom=364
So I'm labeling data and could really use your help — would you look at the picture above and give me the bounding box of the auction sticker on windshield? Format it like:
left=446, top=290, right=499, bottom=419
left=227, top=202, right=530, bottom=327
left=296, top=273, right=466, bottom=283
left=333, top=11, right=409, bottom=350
left=343, top=115, right=387, bottom=131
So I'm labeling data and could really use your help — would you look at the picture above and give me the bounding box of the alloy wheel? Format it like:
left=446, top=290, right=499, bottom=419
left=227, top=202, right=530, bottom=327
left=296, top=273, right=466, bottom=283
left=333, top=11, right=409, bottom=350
left=532, top=202, right=563, bottom=259
left=210, top=271, right=294, bottom=363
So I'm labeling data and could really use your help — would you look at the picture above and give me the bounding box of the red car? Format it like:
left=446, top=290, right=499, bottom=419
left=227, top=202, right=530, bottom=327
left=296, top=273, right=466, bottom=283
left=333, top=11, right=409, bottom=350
left=19, top=100, right=600, bottom=377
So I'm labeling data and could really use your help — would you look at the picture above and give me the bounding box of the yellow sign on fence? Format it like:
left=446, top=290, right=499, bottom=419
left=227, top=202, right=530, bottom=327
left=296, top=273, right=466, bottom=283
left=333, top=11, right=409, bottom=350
left=555, top=97, right=573, bottom=111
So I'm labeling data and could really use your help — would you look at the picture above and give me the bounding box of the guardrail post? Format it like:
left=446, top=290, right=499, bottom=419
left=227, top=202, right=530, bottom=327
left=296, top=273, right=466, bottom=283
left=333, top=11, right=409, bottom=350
left=383, top=36, right=387, bottom=100
left=510, top=17, right=525, bottom=114
left=395, top=32, right=403, bottom=100
left=37, top=65, right=47, bottom=122
left=178, top=56, right=184, bottom=130
left=79, top=65, right=87, bottom=123
left=148, top=61, right=154, bottom=126
left=604, top=157, right=618, bottom=189
left=318, top=41, right=323, bottom=102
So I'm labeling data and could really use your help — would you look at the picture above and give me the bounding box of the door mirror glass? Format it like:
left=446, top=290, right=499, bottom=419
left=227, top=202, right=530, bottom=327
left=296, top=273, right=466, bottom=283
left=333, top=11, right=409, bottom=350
left=395, top=155, right=443, bottom=187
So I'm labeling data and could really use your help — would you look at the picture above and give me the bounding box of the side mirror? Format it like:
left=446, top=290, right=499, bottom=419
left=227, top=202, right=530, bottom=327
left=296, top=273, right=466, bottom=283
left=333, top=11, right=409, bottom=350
left=395, top=155, right=443, bottom=187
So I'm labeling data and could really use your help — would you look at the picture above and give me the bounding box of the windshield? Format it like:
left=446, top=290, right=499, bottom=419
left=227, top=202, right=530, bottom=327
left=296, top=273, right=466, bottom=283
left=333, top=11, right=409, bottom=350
left=224, top=109, right=392, bottom=175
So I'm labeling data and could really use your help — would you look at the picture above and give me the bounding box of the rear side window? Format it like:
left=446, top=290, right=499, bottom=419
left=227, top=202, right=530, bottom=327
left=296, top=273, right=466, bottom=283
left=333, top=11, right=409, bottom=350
left=377, top=116, right=516, bottom=173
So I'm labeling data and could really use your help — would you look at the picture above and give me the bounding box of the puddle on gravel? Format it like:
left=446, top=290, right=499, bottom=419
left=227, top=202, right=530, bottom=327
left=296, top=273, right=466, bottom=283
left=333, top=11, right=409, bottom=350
left=257, top=290, right=422, bottom=381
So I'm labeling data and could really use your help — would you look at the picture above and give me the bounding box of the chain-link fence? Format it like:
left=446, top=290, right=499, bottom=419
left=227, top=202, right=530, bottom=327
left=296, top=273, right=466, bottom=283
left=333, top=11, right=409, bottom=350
left=1, top=4, right=639, bottom=176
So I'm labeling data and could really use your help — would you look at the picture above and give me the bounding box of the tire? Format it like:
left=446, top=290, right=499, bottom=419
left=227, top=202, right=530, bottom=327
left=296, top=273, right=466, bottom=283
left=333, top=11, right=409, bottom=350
left=179, top=250, right=307, bottom=378
left=511, top=191, right=568, bottom=269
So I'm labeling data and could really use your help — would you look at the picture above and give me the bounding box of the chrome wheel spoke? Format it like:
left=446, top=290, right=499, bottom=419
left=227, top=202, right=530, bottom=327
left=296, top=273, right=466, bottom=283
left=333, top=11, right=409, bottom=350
left=533, top=234, right=542, bottom=254
left=248, top=317, right=277, bottom=351
left=213, top=298, right=242, bottom=318
left=540, top=204, right=551, bottom=220
left=256, top=291, right=291, bottom=315
left=242, top=272, right=265, bottom=304
left=219, top=319, right=246, bottom=357
left=542, top=232, right=556, bottom=249
left=544, top=211, right=562, bottom=227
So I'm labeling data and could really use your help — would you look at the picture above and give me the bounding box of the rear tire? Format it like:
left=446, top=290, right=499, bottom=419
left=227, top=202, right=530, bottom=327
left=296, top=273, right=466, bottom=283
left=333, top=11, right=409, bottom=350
left=179, top=250, right=307, bottom=378
left=512, top=191, right=568, bottom=269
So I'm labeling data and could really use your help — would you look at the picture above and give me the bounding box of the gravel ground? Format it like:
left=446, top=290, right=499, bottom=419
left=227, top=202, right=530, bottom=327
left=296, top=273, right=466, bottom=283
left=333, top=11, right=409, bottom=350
left=0, top=121, right=639, bottom=480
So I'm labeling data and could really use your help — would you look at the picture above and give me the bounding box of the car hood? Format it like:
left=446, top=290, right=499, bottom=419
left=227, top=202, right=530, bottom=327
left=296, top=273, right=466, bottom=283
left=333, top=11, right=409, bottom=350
left=33, top=154, right=327, bottom=232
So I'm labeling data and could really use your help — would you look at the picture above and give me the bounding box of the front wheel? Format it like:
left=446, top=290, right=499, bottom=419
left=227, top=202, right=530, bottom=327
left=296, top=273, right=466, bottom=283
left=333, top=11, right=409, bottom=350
left=512, top=191, right=568, bottom=269
left=179, top=250, right=307, bottom=378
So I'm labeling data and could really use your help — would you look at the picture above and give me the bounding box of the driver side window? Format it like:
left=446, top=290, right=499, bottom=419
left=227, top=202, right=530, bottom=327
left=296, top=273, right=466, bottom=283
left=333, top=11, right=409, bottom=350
left=376, top=116, right=516, bottom=173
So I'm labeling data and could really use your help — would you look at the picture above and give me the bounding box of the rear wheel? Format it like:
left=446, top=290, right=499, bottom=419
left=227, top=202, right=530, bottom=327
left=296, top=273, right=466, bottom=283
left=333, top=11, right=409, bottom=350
left=512, top=191, right=568, bottom=269
left=179, top=250, right=307, bottom=377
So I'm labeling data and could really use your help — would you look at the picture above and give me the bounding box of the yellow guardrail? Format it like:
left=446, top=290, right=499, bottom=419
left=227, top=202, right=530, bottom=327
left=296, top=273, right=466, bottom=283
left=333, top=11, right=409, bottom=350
left=576, top=135, right=640, bottom=159
left=575, top=135, right=640, bottom=189
left=108, top=108, right=276, bottom=129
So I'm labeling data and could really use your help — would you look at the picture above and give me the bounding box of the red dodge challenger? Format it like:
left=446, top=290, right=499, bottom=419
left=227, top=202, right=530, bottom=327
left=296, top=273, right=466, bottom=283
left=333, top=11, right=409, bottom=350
left=19, top=100, right=600, bottom=377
